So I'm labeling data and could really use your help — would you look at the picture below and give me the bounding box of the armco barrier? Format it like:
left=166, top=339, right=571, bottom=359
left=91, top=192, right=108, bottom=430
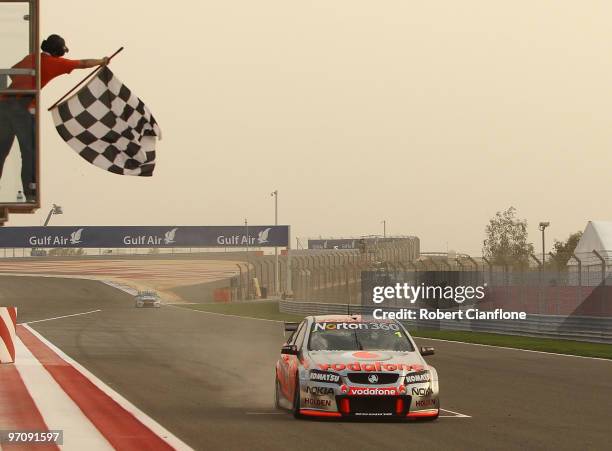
left=0, top=306, right=17, bottom=363
left=278, top=300, right=612, bottom=344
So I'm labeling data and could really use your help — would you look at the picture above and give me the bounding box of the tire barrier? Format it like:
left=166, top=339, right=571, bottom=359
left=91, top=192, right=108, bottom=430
left=0, top=306, right=17, bottom=363
left=279, top=300, right=612, bottom=344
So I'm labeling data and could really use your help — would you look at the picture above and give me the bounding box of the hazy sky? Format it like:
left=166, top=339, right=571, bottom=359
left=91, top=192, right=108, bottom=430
left=4, top=1, right=612, bottom=255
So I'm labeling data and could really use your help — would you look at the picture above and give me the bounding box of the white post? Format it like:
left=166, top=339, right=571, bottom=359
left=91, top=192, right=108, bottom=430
left=245, top=219, right=250, bottom=299
left=273, top=190, right=279, bottom=296
left=286, top=225, right=293, bottom=296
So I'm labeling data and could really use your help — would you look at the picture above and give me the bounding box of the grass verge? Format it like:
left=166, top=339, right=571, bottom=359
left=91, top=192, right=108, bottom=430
left=177, top=301, right=303, bottom=322
left=410, top=329, right=612, bottom=359
left=178, top=301, right=612, bottom=359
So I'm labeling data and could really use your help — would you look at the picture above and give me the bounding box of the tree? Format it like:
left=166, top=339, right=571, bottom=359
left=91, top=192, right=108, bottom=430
left=547, top=231, right=582, bottom=269
left=483, top=207, right=534, bottom=268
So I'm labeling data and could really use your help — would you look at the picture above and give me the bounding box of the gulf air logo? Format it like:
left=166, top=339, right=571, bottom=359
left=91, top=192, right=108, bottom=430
left=164, top=228, right=177, bottom=245
left=70, top=228, right=83, bottom=244
left=257, top=228, right=271, bottom=244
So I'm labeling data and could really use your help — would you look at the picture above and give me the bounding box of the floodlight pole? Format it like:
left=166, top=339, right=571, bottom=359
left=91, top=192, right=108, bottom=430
left=538, top=222, right=550, bottom=264
left=286, top=225, right=293, bottom=297
left=245, top=219, right=250, bottom=299
left=271, top=190, right=279, bottom=296
left=43, top=209, right=54, bottom=227
left=43, top=204, right=62, bottom=227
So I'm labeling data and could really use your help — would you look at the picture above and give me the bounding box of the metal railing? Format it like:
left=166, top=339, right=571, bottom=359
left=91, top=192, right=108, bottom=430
left=0, top=68, right=36, bottom=90
left=278, top=300, right=612, bottom=344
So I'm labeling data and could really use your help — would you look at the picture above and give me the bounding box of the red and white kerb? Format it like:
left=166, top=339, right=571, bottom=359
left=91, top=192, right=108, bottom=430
left=0, top=306, right=17, bottom=363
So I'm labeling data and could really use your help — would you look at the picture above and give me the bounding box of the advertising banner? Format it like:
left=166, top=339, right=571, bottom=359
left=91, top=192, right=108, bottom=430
left=0, top=225, right=289, bottom=248
left=308, top=237, right=413, bottom=250
left=308, top=239, right=357, bottom=250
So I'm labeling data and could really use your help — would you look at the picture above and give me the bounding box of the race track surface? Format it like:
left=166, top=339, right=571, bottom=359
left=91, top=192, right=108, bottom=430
left=0, top=258, right=239, bottom=302
left=2, top=276, right=611, bottom=451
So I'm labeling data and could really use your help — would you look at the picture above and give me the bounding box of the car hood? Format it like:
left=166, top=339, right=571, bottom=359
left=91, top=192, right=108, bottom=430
left=305, top=350, right=427, bottom=375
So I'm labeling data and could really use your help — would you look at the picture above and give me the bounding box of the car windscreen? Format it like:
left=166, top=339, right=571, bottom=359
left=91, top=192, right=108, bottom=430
left=308, top=321, right=414, bottom=352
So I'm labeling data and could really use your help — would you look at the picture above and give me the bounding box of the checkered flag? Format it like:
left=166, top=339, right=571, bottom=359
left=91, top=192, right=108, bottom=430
left=51, top=66, right=161, bottom=176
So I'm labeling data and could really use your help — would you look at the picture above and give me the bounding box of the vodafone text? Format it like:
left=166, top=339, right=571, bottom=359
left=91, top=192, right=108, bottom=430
left=348, top=387, right=398, bottom=396
left=318, top=362, right=424, bottom=372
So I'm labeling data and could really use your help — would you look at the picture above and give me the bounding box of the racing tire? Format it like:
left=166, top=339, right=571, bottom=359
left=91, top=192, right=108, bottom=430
left=420, top=412, right=439, bottom=421
left=291, top=376, right=301, bottom=419
left=423, top=412, right=440, bottom=421
left=274, top=376, right=282, bottom=409
left=420, top=402, right=440, bottom=421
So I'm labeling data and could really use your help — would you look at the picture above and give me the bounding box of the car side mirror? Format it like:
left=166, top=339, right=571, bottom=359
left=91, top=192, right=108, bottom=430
left=420, top=346, right=435, bottom=356
left=281, top=344, right=299, bottom=355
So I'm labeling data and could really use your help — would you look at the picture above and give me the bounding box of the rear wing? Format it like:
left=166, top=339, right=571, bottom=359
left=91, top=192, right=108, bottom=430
left=284, top=322, right=299, bottom=334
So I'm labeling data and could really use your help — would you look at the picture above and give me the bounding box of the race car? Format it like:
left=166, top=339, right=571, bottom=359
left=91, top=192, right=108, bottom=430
left=134, top=290, right=161, bottom=308
left=274, top=314, right=439, bottom=420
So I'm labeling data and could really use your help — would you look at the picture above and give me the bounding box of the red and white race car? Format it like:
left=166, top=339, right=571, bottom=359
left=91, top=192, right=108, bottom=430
left=275, top=314, right=439, bottom=419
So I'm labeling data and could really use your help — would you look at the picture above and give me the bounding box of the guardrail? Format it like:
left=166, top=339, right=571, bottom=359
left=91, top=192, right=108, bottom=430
left=278, top=300, right=612, bottom=344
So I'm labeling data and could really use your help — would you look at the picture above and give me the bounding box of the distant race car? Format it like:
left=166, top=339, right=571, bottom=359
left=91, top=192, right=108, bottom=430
left=135, top=290, right=161, bottom=308
left=274, top=314, right=439, bottom=420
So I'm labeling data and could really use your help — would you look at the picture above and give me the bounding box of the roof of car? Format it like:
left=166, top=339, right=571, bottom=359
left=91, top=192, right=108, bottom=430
left=310, top=314, right=401, bottom=323
left=311, top=314, right=364, bottom=322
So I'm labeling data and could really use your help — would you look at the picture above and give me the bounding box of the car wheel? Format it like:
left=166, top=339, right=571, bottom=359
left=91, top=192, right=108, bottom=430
left=291, top=375, right=301, bottom=419
left=422, top=411, right=440, bottom=421
left=421, top=401, right=440, bottom=421
left=274, top=376, right=282, bottom=409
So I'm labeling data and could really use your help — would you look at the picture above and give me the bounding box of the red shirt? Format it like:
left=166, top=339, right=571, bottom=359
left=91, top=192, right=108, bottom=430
left=6, top=53, right=80, bottom=108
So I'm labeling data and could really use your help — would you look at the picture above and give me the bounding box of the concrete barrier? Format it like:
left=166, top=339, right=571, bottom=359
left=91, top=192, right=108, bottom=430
left=0, top=306, right=17, bottom=363
left=279, top=300, right=612, bottom=344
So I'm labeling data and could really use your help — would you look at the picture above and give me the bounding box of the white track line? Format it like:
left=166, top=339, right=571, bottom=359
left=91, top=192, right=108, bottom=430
left=416, top=337, right=612, bottom=362
left=23, top=324, right=194, bottom=451
left=164, top=302, right=200, bottom=305
left=19, top=310, right=102, bottom=325
left=101, top=281, right=138, bottom=295
left=245, top=409, right=470, bottom=418
left=440, top=408, right=471, bottom=418
left=165, top=304, right=284, bottom=323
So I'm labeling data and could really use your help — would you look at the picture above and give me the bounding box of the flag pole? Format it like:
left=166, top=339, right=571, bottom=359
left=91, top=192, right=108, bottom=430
left=48, top=47, right=124, bottom=111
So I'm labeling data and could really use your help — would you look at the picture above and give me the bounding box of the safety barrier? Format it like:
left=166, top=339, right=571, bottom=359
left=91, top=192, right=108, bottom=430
left=278, top=300, right=612, bottom=344
left=0, top=306, right=17, bottom=363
